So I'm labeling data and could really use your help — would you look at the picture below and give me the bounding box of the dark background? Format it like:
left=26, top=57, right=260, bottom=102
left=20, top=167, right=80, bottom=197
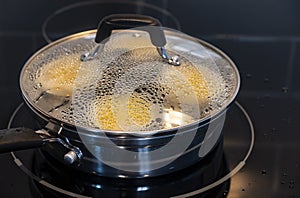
left=0, top=0, right=300, bottom=197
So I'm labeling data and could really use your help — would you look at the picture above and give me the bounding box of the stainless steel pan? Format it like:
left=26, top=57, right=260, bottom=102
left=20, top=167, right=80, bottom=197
left=0, top=14, right=240, bottom=178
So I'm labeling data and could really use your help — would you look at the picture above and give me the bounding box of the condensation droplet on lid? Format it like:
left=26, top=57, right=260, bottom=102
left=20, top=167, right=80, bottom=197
left=261, top=170, right=267, bottom=175
left=242, top=188, right=245, bottom=192
left=223, top=190, right=228, bottom=196
left=283, top=173, right=288, bottom=177
left=289, top=180, right=295, bottom=184
left=289, top=185, right=294, bottom=189
left=281, top=181, right=286, bottom=184
left=246, top=73, right=252, bottom=78
left=132, top=33, right=141, bottom=38
left=282, top=87, right=289, bottom=93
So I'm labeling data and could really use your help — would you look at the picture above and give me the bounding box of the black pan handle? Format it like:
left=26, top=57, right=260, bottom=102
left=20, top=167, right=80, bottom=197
left=0, top=127, right=45, bottom=153
left=95, top=14, right=167, bottom=47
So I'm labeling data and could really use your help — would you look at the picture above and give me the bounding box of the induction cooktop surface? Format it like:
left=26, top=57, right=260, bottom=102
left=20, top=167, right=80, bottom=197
left=1, top=0, right=300, bottom=197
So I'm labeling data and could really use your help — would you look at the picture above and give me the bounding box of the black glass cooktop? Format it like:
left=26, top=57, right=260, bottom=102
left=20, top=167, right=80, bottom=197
left=1, top=0, right=300, bottom=197
left=2, top=99, right=253, bottom=197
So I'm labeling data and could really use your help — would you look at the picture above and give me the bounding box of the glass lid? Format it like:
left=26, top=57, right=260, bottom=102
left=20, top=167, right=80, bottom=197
left=20, top=28, right=239, bottom=132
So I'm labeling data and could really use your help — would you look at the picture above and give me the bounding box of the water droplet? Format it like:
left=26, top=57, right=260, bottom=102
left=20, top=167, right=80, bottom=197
left=281, top=181, right=286, bottom=184
left=261, top=170, right=267, bottom=175
left=260, top=104, right=265, bottom=108
left=264, top=78, right=270, bottom=83
left=289, top=184, right=294, bottom=189
left=289, top=180, right=295, bottom=184
left=242, top=188, right=245, bottom=192
left=223, top=190, right=228, bottom=196
left=132, top=33, right=141, bottom=38
left=246, top=73, right=252, bottom=79
left=282, top=87, right=289, bottom=93
left=283, top=173, right=288, bottom=177
left=155, top=118, right=162, bottom=123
